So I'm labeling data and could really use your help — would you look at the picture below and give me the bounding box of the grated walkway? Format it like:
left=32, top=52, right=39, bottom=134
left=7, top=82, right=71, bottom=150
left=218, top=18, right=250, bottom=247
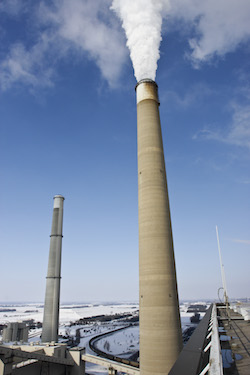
left=218, top=306, right=250, bottom=375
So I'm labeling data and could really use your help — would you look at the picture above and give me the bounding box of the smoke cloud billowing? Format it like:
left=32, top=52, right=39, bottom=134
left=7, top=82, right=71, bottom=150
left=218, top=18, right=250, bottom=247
left=1, top=0, right=250, bottom=91
left=111, top=0, right=170, bottom=82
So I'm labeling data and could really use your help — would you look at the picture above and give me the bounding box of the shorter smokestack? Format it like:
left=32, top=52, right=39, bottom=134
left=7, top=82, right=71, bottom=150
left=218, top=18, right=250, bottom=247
left=42, top=195, right=64, bottom=343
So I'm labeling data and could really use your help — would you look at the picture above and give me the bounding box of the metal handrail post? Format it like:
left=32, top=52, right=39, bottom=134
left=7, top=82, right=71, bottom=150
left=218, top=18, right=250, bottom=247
left=208, top=304, right=223, bottom=375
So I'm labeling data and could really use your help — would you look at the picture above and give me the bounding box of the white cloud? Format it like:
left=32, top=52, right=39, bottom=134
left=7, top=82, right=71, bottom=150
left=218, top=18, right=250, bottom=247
left=229, top=238, right=250, bottom=245
left=39, top=0, right=127, bottom=87
left=0, top=0, right=127, bottom=91
left=0, top=0, right=28, bottom=16
left=0, top=36, right=55, bottom=91
left=227, top=102, right=250, bottom=148
left=1, top=0, right=250, bottom=91
left=161, top=83, right=213, bottom=108
left=168, top=0, right=250, bottom=64
left=193, top=87, right=250, bottom=149
left=238, top=179, right=250, bottom=185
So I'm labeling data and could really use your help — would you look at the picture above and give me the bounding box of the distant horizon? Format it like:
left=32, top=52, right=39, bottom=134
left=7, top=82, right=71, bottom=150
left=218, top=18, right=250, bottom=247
left=1, top=297, right=249, bottom=305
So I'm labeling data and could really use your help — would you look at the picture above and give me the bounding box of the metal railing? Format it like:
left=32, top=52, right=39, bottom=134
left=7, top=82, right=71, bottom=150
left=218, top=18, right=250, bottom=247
left=82, top=303, right=223, bottom=375
left=169, top=303, right=223, bottom=375
left=207, top=304, right=223, bottom=374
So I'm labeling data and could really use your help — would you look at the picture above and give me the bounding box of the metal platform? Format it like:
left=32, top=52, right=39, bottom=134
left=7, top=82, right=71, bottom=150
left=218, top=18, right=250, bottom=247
left=218, top=306, right=250, bottom=375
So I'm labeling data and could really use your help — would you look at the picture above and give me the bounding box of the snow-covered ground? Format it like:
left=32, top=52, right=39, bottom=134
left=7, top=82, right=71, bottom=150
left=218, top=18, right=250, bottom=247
left=95, top=326, right=139, bottom=358
left=0, top=302, right=138, bottom=325
left=0, top=301, right=208, bottom=375
left=0, top=301, right=207, bottom=324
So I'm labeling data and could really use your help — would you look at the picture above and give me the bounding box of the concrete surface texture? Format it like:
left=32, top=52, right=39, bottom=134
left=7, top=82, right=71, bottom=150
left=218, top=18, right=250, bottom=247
left=0, top=343, right=84, bottom=375
left=2, top=323, right=28, bottom=343
left=42, top=195, right=65, bottom=343
left=136, top=79, right=182, bottom=375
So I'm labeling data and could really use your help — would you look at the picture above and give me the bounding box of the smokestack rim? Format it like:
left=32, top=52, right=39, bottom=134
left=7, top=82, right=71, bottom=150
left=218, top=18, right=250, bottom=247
left=135, top=78, right=158, bottom=91
left=53, top=195, right=65, bottom=200
left=135, top=79, right=159, bottom=105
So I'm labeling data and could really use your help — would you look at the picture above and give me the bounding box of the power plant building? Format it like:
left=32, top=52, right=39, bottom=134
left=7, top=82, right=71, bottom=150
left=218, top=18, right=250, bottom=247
left=2, top=323, right=28, bottom=343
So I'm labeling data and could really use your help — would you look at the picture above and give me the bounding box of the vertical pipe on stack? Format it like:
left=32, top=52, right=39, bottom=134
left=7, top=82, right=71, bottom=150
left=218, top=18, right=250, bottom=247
left=136, top=79, right=182, bottom=374
left=42, top=195, right=64, bottom=343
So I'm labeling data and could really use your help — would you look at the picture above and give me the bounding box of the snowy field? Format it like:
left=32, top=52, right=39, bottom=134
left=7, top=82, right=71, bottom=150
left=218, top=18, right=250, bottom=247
left=0, top=302, right=138, bottom=325
left=95, top=326, right=139, bottom=358
left=0, top=301, right=207, bottom=375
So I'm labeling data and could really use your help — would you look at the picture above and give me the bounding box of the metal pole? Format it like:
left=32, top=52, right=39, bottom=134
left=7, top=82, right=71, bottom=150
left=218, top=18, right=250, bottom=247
left=216, top=226, right=230, bottom=323
left=216, top=226, right=228, bottom=304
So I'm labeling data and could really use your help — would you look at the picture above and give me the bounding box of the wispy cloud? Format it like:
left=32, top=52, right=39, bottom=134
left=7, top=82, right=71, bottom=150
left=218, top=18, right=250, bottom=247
left=161, top=82, right=213, bottom=108
left=0, top=36, right=55, bottom=91
left=0, top=0, right=28, bottom=16
left=168, top=0, right=250, bottom=65
left=0, top=0, right=127, bottom=91
left=237, top=179, right=250, bottom=185
left=227, top=102, right=250, bottom=148
left=39, top=0, right=127, bottom=87
left=228, top=238, right=250, bottom=245
left=193, top=92, right=250, bottom=149
left=1, top=0, right=250, bottom=92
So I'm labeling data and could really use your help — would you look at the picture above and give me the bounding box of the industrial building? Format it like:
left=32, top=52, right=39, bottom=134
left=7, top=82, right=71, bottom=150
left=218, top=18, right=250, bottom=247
left=2, top=323, right=28, bottom=343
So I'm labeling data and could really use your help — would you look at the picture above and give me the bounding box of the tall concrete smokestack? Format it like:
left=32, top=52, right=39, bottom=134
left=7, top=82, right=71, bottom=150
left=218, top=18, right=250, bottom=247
left=42, top=195, right=64, bottom=343
left=136, top=79, right=182, bottom=374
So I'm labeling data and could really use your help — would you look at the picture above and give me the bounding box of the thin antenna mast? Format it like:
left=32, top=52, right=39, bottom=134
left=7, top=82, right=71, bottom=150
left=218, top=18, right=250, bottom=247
left=216, top=225, right=231, bottom=329
left=216, top=225, right=228, bottom=304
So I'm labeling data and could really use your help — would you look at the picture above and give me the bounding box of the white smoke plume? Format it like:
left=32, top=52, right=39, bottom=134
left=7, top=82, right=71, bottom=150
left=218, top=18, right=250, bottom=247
left=111, top=0, right=170, bottom=82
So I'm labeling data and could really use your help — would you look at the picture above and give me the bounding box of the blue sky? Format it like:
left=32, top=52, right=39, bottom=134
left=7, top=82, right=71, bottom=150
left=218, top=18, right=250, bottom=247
left=0, top=0, right=249, bottom=303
